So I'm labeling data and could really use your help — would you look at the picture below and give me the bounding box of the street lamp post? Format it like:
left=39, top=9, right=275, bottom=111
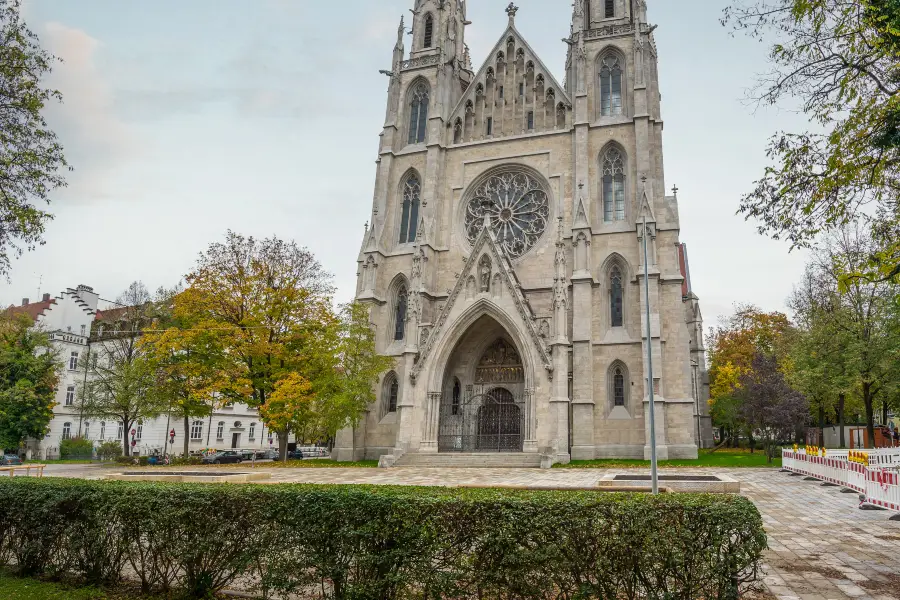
left=642, top=214, right=659, bottom=495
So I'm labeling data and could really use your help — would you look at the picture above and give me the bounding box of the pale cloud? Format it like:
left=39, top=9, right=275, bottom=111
left=42, top=22, right=136, bottom=204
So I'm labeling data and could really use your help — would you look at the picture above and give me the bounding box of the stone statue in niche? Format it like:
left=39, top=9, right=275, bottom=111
left=478, top=255, right=492, bottom=293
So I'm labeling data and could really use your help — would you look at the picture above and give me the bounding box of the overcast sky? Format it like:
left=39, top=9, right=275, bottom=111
left=3, top=0, right=811, bottom=326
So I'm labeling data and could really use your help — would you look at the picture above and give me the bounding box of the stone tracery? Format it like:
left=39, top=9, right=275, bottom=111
left=464, top=170, right=550, bottom=258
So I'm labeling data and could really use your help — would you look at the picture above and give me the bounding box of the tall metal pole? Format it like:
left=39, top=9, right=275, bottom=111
left=642, top=215, right=659, bottom=495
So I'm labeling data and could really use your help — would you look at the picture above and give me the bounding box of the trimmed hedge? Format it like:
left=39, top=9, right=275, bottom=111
left=0, top=479, right=766, bottom=599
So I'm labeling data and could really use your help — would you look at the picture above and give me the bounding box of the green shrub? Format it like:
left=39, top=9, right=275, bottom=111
left=0, top=479, right=766, bottom=599
left=96, top=441, right=122, bottom=461
left=59, top=438, right=93, bottom=460
left=170, top=456, right=202, bottom=466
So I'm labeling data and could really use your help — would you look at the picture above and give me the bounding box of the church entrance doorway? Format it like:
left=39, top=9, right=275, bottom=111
left=438, top=387, right=525, bottom=452
left=438, top=335, right=527, bottom=453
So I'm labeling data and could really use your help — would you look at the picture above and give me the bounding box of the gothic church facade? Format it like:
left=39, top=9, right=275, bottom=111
left=334, top=0, right=714, bottom=466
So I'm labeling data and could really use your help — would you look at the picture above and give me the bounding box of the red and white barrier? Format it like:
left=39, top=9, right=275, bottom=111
left=781, top=448, right=900, bottom=514
left=865, top=469, right=900, bottom=512
left=847, top=461, right=867, bottom=493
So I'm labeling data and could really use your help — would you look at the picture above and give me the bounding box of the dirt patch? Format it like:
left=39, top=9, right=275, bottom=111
left=860, top=572, right=900, bottom=598
left=875, top=534, right=900, bottom=541
left=772, top=561, right=845, bottom=580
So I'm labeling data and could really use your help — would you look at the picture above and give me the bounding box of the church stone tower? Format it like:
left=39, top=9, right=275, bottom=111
left=334, top=0, right=713, bottom=466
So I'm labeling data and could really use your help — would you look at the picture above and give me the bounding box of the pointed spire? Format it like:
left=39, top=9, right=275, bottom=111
left=395, top=15, right=405, bottom=51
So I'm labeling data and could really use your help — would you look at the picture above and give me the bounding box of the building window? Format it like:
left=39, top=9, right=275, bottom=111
left=452, top=378, right=461, bottom=415
left=602, top=146, right=626, bottom=221
left=614, top=367, right=626, bottom=406
left=80, top=324, right=86, bottom=336
left=394, top=286, right=408, bottom=341
left=527, top=111, right=534, bottom=130
left=249, top=422, right=256, bottom=440
left=190, top=421, right=203, bottom=441
left=136, top=422, right=143, bottom=441
left=216, top=421, right=225, bottom=440
left=65, top=385, right=75, bottom=406
left=423, top=13, right=434, bottom=48
left=99, top=422, right=105, bottom=441
left=62, top=422, right=71, bottom=440
left=388, top=379, right=399, bottom=413
left=585, top=0, right=592, bottom=28
left=499, top=85, right=504, bottom=99
left=383, top=372, right=399, bottom=415
left=519, top=82, right=524, bottom=96
left=407, top=83, right=429, bottom=145
left=599, top=55, right=623, bottom=117
left=117, top=422, right=123, bottom=440
left=610, top=266, right=624, bottom=327
left=398, top=174, right=421, bottom=244
left=84, top=421, right=90, bottom=439
left=68, top=351, right=79, bottom=371
left=486, top=116, right=493, bottom=136
left=605, top=0, right=614, bottom=18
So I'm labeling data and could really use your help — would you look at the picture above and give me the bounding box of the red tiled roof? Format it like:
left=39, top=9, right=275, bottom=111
left=4, top=299, right=56, bottom=322
left=94, top=306, right=129, bottom=322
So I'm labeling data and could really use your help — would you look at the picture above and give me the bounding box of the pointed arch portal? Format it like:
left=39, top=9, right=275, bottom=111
left=437, top=317, right=526, bottom=453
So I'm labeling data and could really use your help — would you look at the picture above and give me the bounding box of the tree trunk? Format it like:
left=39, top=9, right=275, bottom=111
left=838, top=394, right=846, bottom=448
left=863, top=382, right=876, bottom=449
left=122, top=418, right=131, bottom=457
left=183, top=416, right=190, bottom=457
left=748, top=429, right=755, bottom=454
left=818, top=402, right=826, bottom=447
left=882, top=401, right=889, bottom=428
left=278, top=429, right=289, bottom=462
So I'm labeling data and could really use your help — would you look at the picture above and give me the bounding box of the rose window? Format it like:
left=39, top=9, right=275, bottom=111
left=464, top=170, right=550, bottom=257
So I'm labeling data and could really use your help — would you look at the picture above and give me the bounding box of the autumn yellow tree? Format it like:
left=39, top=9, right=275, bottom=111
left=258, top=373, right=318, bottom=460
left=707, top=305, right=794, bottom=447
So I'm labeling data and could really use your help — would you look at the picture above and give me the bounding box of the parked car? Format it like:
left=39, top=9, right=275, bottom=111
left=202, top=451, right=242, bottom=465
left=297, top=446, right=330, bottom=458
left=0, top=454, right=22, bottom=466
left=258, top=449, right=278, bottom=460
left=287, top=449, right=305, bottom=460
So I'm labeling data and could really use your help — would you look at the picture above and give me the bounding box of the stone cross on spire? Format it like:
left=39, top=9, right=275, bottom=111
left=506, top=3, right=519, bottom=26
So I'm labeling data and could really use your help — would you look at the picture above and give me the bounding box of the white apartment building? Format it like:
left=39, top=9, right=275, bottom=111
left=8, top=285, right=276, bottom=460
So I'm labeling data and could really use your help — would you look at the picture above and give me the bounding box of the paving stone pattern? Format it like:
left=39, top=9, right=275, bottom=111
left=45, top=464, right=900, bottom=599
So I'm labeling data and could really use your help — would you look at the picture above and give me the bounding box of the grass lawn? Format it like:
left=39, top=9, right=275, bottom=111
left=556, top=448, right=782, bottom=469
left=27, top=460, right=96, bottom=465
left=0, top=573, right=130, bottom=599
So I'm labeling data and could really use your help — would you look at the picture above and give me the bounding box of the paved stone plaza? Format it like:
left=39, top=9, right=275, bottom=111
left=44, top=464, right=900, bottom=599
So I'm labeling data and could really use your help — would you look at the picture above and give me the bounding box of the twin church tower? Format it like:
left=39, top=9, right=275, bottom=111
left=334, top=0, right=714, bottom=466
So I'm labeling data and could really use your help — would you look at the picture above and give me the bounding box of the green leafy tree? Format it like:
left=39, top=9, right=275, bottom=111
left=787, top=266, right=859, bottom=446
left=319, top=302, right=395, bottom=443
left=723, top=0, right=900, bottom=282
left=0, top=0, right=70, bottom=277
left=792, top=227, right=900, bottom=447
left=0, top=312, right=58, bottom=449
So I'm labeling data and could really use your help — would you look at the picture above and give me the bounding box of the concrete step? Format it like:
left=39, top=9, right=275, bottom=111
left=394, top=452, right=542, bottom=468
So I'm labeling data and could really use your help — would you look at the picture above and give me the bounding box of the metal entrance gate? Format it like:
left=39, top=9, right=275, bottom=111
left=438, top=387, right=525, bottom=453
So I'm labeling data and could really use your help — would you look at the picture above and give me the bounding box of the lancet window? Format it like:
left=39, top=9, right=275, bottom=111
left=408, top=83, right=429, bottom=145
left=610, top=266, right=624, bottom=327
left=599, top=55, right=623, bottom=117
left=602, top=146, right=626, bottom=222
left=399, top=174, right=421, bottom=244
left=394, top=286, right=408, bottom=341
